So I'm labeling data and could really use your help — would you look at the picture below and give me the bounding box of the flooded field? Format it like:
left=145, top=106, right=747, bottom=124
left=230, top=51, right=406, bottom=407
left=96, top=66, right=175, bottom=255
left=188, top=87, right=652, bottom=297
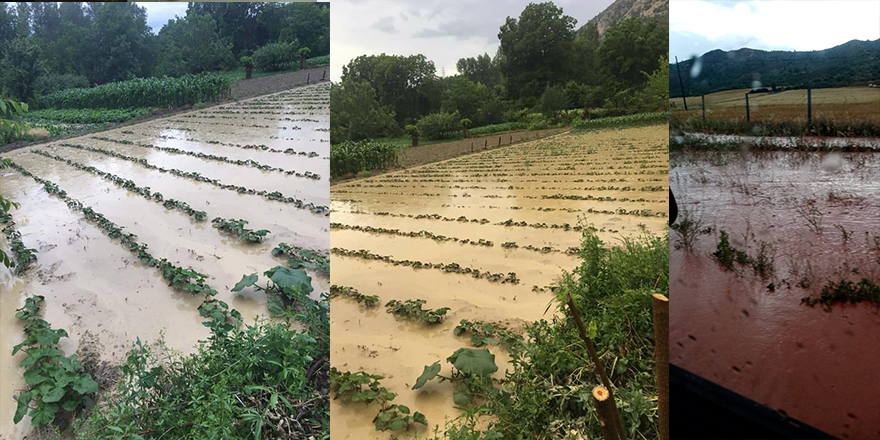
left=0, top=82, right=330, bottom=439
left=329, top=125, right=669, bottom=437
left=670, top=148, right=880, bottom=439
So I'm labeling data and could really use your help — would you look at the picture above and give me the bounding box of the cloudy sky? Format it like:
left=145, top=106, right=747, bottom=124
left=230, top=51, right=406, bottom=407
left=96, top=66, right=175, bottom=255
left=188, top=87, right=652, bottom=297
left=137, top=2, right=188, bottom=34
left=330, top=0, right=614, bottom=81
left=670, top=0, right=880, bottom=61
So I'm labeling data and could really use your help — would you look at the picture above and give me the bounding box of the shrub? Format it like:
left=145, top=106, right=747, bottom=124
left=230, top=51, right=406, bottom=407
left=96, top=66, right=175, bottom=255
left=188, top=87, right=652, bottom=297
left=306, top=55, right=330, bottom=68
left=33, top=74, right=90, bottom=98
left=404, top=124, right=420, bottom=146
left=416, top=111, right=460, bottom=140
left=240, top=56, right=254, bottom=79
left=253, top=41, right=298, bottom=72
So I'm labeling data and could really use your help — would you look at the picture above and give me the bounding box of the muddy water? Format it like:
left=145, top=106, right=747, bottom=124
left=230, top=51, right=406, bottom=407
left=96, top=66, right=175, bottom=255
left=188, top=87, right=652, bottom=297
left=675, top=132, right=880, bottom=149
left=670, top=149, right=880, bottom=439
left=330, top=125, right=669, bottom=438
left=0, top=84, right=329, bottom=439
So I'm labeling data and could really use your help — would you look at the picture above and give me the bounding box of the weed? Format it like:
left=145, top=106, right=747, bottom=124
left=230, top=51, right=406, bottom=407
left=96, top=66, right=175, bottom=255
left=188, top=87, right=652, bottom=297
left=670, top=205, right=705, bottom=250
left=795, top=199, right=823, bottom=234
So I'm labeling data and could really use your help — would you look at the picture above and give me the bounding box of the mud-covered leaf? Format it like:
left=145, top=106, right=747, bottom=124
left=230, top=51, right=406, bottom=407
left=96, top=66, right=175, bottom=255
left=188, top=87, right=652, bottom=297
left=447, top=348, right=497, bottom=375
left=232, top=273, right=258, bottom=292
left=266, top=266, right=313, bottom=294
left=412, top=361, right=441, bottom=390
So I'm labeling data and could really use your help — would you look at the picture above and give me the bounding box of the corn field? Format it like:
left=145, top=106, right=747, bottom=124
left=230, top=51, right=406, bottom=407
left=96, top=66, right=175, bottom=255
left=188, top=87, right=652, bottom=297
left=330, top=140, right=399, bottom=178
left=573, top=112, right=669, bottom=130
left=38, top=74, right=233, bottom=110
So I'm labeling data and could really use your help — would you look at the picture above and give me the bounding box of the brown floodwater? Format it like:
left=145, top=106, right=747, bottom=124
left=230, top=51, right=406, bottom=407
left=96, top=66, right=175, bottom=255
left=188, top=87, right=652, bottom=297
left=670, top=148, right=880, bottom=439
left=330, top=125, right=669, bottom=438
left=0, top=83, right=329, bottom=439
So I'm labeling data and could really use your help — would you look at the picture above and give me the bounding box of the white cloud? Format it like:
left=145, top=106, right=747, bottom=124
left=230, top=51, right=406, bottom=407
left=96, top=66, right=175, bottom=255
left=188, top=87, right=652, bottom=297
left=670, top=0, right=880, bottom=53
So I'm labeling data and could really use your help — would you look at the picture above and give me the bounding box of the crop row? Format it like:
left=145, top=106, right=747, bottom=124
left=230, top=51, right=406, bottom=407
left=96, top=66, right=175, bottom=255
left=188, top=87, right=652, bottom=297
left=331, top=192, right=661, bottom=204
left=1, top=212, right=37, bottom=274
left=331, top=247, right=520, bottom=284
left=162, top=119, right=313, bottom=130
left=349, top=183, right=666, bottom=192
left=212, top=218, right=270, bottom=243
left=56, top=143, right=329, bottom=215
left=39, top=73, right=232, bottom=110
left=178, top=114, right=324, bottom=123
left=328, top=285, right=379, bottom=307
left=398, top=169, right=668, bottom=177
left=90, top=136, right=322, bottom=180
left=131, top=131, right=324, bottom=157
left=7, top=162, right=241, bottom=331
left=22, top=108, right=154, bottom=124
left=272, top=242, right=329, bottom=275
left=330, top=140, right=399, bottom=179
left=330, top=223, right=493, bottom=247
left=32, top=149, right=208, bottom=221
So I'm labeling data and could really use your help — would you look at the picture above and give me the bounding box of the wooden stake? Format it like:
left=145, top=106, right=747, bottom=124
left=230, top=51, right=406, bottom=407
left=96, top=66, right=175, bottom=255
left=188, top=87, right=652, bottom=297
left=566, top=292, right=626, bottom=439
left=652, top=294, right=669, bottom=440
left=593, top=386, right=623, bottom=440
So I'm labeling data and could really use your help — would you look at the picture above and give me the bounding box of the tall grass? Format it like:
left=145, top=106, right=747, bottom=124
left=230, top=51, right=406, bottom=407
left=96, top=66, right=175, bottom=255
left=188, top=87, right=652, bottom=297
left=572, top=112, right=669, bottom=130
left=38, top=73, right=232, bottom=110
left=330, top=140, right=399, bottom=178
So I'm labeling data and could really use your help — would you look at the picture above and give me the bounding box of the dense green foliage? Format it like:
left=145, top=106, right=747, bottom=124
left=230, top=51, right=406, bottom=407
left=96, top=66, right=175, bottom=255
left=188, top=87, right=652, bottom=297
left=670, top=39, right=880, bottom=97
left=331, top=1, right=668, bottom=145
left=330, top=140, right=399, bottom=178
left=0, top=2, right=330, bottom=102
left=38, top=74, right=231, bottom=109
left=13, top=296, right=99, bottom=428
left=416, top=111, right=461, bottom=140
left=23, top=108, right=153, bottom=124
left=572, top=112, right=669, bottom=130
left=253, top=41, right=299, bottom=72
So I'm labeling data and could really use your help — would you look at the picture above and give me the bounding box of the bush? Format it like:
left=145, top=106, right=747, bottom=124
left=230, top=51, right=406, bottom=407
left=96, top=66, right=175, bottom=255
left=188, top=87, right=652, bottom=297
left=253, top=41, right=298, bottom=72
left=37, top=73, right=232, bottom=109
left=416, top=111, right=460, bottom=140
left=33, top=74, right=90, bottom=98
left=330, top=140, right=399, bottom=178
left=306, top=55, right=330, bottom=67
left=469, top=121, right=528, bottom=136
left=404, top=124, right=420, bottom=146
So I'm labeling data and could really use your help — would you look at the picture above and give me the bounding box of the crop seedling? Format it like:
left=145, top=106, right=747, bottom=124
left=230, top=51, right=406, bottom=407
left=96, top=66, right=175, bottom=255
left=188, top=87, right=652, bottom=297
left=412, top=348, right=498, bottom=406
left=454, top=319, right=524, bottom=353
left=212, top=217, right=270, bottom=243
left=329, top=368, right=428, bottom=433
left=13, top=296, right=99, bottom=427
left=273, top=242, right=329, bottom=275
left=385, top=299, right=451, bottom=325
left=232, top=266, right=314, bottom=316
left=329, top=285, right=379, bottom=307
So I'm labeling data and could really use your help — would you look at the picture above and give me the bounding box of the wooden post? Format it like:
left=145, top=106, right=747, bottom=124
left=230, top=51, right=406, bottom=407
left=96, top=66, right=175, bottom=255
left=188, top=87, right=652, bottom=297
left=594, top=386, right=624, bottom=440
left=471, top=142, right=474, bottom=153
left=807, top=88, right=812, bottom=130
left=498, top=136, right=501, bottom=146
left=484, top=139, right=487, bottom=149
left=674, top=56, right=688, bottom=111
left=322, top=69, right=326, bottom=81
left=509, top=135, right=512, bottom=145
left=745, top=93, right=750, bottom=122
left=566, top=292, right=626, bottom=439
left=653, top=294, right=669, bottom=440
left=701, top=95, right=706, bottom=121
left=307, top=72, right=310, bottom=84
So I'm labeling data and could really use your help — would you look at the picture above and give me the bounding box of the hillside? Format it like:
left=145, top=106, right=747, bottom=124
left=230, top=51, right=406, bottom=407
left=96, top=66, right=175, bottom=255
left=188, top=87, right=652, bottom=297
left=670, top=39, right=880, bottom=97
left=580, top=0, right=668, bottom=37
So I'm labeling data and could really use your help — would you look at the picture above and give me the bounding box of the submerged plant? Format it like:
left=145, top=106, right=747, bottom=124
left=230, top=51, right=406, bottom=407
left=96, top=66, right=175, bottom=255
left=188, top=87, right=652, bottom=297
left=212, top=217, right=270, bottom=243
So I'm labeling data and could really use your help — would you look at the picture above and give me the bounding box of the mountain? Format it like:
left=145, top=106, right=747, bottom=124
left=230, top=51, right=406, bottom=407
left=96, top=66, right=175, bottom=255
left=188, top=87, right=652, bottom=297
left=579, top=0, right=668, bottom=37
left=669, top=39, right=880, bottom=97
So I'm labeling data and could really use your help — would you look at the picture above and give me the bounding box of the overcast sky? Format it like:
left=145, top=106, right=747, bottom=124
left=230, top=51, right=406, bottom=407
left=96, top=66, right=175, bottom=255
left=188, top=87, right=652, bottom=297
left=330, top=0, right=614, bottom=81
left=137, top=2, right=188, bottom=34
left=670, top=0, right=880, bottom=62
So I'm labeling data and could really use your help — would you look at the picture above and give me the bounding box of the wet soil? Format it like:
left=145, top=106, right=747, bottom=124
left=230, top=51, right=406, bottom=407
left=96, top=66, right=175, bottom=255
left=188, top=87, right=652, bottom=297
left=330, top=124, right=669, bottom=438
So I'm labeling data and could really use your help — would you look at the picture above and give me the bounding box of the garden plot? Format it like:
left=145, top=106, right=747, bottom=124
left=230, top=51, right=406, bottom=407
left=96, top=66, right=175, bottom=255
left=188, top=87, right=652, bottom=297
left=670, top=149, right=880, bottom=440
left=329, top=124, right=668, bottom=438
left=0, top=82, right=329, bottom=439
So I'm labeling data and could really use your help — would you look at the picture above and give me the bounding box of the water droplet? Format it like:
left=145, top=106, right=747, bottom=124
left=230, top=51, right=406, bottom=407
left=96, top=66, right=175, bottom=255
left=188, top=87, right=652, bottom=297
left=690, top=57, right=703, bottom=78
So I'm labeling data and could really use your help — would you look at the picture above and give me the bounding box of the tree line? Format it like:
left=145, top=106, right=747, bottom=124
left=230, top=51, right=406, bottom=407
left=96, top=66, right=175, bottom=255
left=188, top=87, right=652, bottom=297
left=331, top=1, right=668, bottom=143
left=0, top=2, right=330, bottom=103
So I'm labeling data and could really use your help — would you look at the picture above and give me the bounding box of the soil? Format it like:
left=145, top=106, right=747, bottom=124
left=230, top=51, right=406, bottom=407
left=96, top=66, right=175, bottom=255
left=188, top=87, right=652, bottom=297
left=0, top=67, right=330, bottom=155
left=329, top=124, right=669, bottom=438
left=670, top=148, right=880, bottom=440
left=0, top=83, right=329, bottom=439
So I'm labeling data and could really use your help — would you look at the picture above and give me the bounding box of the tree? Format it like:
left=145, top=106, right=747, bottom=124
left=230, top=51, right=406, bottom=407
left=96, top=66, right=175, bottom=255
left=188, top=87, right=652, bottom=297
left=439, top=75, right=489, bottom=125
left=642, top=54, right=669, bottom=110
left=298, top=47, right=311, bottom=70
left=341, top=54, right=438, bottom=126
left=278, top=3, right=329, bottom=56
left=0, top=38, right=45, bottom=101
left=157, top=12, right=234, bottom=76
left=0, top=3, right=17, bottom=44
left=405, top=124, right=419, bottom=147
left=460, top=118, right=472, bottom=139
left=498, top=2, right=577, bottom=100
left=30, top=2, right=61, bottom=41
left=241, top=56, right=254, bottom=79
left=59, top=2, right=89, bottom=28
left=538, top=85, right=567, bottom=123
left=456, top=53, right=501, bottom=86
left=330, top=79, right=398, bottom=142
left=86, top=2, right=153, bottom=84
left=598, top=17, right=667, bottom=89
left=14, top=2, right=29, bottom=38
left=186, top=2, right=265, bottom=57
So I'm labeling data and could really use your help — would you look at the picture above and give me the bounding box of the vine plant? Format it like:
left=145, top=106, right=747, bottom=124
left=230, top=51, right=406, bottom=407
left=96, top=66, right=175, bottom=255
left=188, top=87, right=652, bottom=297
left=329, top=368, right=427, bottom=432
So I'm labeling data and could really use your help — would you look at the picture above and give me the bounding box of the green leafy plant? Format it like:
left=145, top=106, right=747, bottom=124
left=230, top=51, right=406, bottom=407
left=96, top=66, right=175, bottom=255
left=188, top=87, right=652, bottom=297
left=2, top=215, right=37, bottom=274
left=328, top=285, right=379, bottom=307
left=385, top=299, right=451, bottom=325
left=12, top=296, right=98, bottom=427
left=329, top=368, right=427, bottom=433
left=453, top=319, right=524, bottom=353
left=211, top=217, right=270, bottom=243
left=374, top=404, right=427, bottom=432
left=37, top=73, right=232, bottom=109
left=232, top=266, right=314, bottom=316
left=412, top=348, right=498, bottom=406
left=273, top=242, right=329, bottom=275
left=330, top=140, right=399, bottom=178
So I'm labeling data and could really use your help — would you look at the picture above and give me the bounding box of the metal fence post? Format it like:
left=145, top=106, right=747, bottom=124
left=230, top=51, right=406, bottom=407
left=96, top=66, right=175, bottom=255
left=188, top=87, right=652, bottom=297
left=807, top=88, right=812, bottom=130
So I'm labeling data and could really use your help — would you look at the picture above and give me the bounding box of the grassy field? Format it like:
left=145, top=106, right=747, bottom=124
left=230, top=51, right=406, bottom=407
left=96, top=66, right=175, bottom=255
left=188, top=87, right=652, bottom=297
left=670, top=87, right=880, bottom=137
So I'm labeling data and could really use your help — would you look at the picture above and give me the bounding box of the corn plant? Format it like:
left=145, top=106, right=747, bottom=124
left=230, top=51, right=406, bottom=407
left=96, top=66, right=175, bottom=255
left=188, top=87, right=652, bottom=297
left=1, top=98, right=30, bottom=144
left=330, top=140, right=399, bottom=178
left=13, top=296, right=99, bottom=427
left=38, top=73, right=232, bottom=109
